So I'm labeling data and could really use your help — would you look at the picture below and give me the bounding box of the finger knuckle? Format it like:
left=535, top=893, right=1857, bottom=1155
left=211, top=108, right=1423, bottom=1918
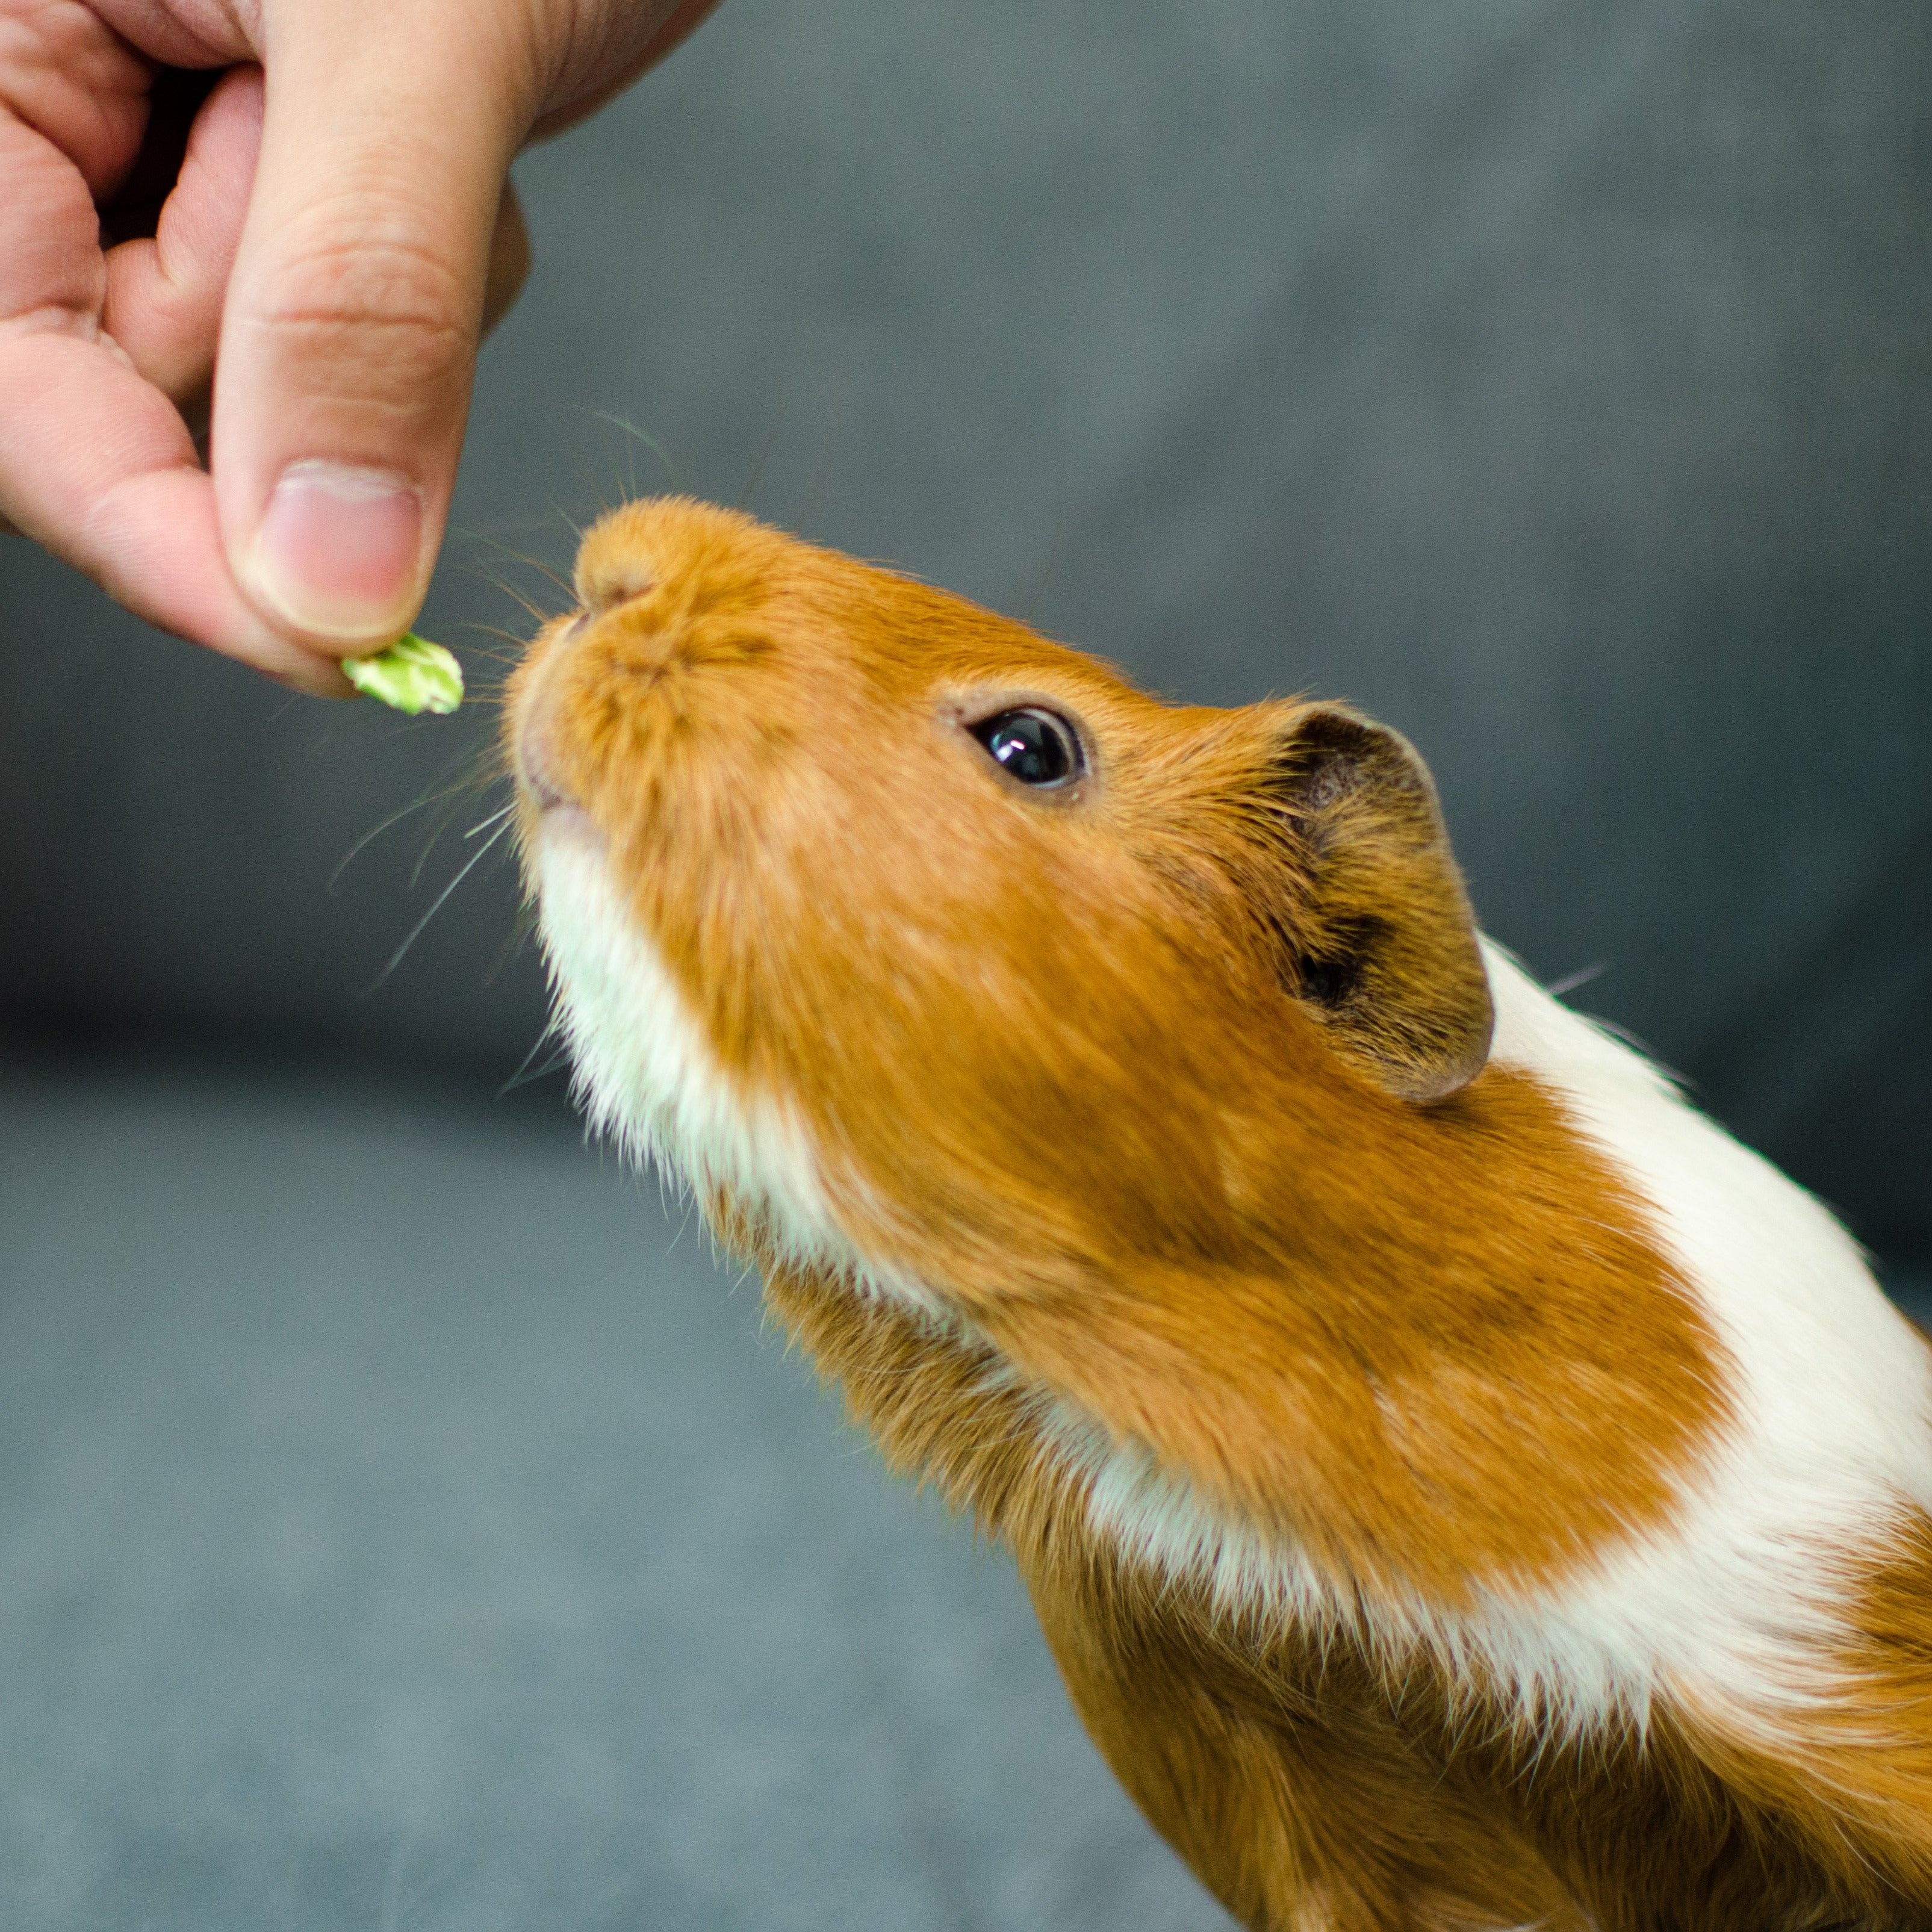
left=249, top=232, right=474, bottom=387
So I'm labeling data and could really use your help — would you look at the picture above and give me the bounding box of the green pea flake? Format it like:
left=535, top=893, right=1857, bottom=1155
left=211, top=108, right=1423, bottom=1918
left=341, top=634, right=464, bottom=716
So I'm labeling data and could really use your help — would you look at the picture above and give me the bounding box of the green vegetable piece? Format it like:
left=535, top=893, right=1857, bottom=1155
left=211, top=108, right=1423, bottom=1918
left=341, top=634, right=464, bottom=716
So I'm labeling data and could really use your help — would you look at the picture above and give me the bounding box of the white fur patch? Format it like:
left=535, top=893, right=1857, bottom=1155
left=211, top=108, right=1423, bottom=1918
left=532, top=819, right=1932, bottom=1741
left=1473, top=942, right=1932, bottom=1728
left=1041, top=943, right=1932, bottom=1737
left=527, top=816, right=946, bottom=1312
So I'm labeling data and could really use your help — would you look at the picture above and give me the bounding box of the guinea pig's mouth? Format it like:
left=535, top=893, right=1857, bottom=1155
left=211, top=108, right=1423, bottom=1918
left=514, top=731, right=584, bottom=819
left=521, top=765, right=576, bottom=818
left=519, top=771, right=597, bottom=843
left=513, top=667, right=600, bottom=835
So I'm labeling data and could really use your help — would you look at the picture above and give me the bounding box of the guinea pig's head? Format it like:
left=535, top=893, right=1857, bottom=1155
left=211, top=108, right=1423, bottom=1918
left=508, top=498, right=1492, bottom=1307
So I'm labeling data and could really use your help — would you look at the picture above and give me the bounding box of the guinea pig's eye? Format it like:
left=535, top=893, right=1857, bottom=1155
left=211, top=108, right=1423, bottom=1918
left=969, top=708, right=1082, bottom=789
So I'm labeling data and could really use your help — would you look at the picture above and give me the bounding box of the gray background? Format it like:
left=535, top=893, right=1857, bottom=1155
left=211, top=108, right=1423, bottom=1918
left=0, top=0, right=1927, bottom=1924
left=0, top=1062, right=1223, bottom=1930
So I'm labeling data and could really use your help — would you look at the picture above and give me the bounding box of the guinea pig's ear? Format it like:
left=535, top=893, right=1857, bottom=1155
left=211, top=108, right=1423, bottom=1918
left=1235, top=704, right=1493, bottom=1102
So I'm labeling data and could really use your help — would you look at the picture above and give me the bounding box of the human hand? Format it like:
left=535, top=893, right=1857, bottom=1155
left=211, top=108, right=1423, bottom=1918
left=0, top=0, right=721, bottom=693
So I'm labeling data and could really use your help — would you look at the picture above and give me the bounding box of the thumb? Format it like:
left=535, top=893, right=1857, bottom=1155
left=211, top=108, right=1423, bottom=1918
left=212, top=5, right=533, bottom=650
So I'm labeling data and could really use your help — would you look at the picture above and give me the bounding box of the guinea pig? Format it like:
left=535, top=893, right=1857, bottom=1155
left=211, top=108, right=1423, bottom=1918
left=506, top=495, right=1932, bottom=1932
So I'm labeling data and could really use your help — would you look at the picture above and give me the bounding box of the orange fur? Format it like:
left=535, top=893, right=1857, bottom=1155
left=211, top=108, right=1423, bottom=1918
left=763, top=1267, right=1932, bottom=1930
left=508, top=499, right=1932, bottom=1929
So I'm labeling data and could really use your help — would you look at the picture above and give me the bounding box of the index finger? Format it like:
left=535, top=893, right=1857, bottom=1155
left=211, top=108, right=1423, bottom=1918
left=0, top=42, right=345, bottom=692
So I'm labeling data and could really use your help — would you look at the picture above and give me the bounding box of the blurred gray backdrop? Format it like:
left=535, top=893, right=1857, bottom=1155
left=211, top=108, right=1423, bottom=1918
left=0, top=0, right=1928, bottom=1926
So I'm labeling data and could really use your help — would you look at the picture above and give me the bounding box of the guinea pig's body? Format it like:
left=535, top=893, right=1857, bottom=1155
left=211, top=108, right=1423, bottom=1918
left=509, top=498, right=1932, bottom=1932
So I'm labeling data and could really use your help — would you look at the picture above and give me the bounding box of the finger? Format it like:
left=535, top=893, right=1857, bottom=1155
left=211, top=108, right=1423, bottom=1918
left=0, top=48, right=341, bottom=692
left=480, top=177, right=529, bottom=339
left=0, top=326, right=350, bottom=693
left=103, top=63, right=262, bottom=408
left=211, top=1, right=530, bottom=653
left=1, top=0, right=151, bottom=194
left=97, top=64, right=221, bottom=247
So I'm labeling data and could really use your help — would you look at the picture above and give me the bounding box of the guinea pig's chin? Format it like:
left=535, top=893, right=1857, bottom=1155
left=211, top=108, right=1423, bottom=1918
left=523, top=786, right=601, bottom=848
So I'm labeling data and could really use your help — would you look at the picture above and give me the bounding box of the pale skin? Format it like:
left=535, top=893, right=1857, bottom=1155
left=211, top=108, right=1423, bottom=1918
left=0, top=0, right=722, bottom=694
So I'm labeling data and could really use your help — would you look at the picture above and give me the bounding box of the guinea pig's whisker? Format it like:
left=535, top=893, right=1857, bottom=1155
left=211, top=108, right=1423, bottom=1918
left=408, top=761, right=511, bottom=887
left=479, top=577, right=558, bottom=628
left=592, top=412, right=685, bottom=493
left=738, top=348, right=812, bottom=513
left=445, top=509, right=571, bottom=540
left=331, top=788, right=464, bottom=892
left=1544, top=961, right=1610, bottom=1000
left=794, top=367, right=853, bottom=535
left=465, top=804, right=518, bottom=840
left=482, top=900, right=542, bottom=989
left=406, top=798, right=471, bottom=892
left=365, top=817, right=517, bottom=995
left=497, top=1039, right=573, bottom=1098
left=455, top=537, right=575, bottom=624
left=503, top=551, right=575, bottom=602
left=456, top=620, right=544, bottom=657
left=459, top=520, right=574, bottom=574
left=331, top=751, right=505, bottom=892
